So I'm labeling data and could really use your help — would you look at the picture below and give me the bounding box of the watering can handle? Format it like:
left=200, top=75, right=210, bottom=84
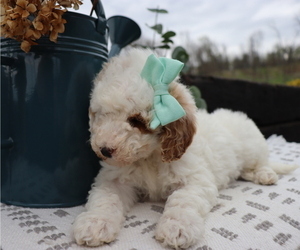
left=90, top=0, right=107, bottom=35
left=90, top=0, right=105, bottom=18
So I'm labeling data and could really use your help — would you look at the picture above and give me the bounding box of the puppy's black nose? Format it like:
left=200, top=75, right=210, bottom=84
left=100, top=147, right=114, bottom=158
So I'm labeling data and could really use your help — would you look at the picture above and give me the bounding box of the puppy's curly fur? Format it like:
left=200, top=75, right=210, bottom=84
left=73, top=48, right=296, bottom=249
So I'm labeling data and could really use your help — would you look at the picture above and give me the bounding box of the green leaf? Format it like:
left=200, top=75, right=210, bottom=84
left=161, top=38, right=174, bottom=44
left=172, top=46, right=189, bottom=63
left=156, top=44, right=171, bottom=49
left=195, top=98, right=207, bottom=109
left=146, top=24, right=163, bottom=34
left=189, top=86, right=207, bottom=109
left=147, top=8, right=168, bottom=14
left=162, top=31, right=176, bottom=39
left=189, top=85, right=201, bottom=98
left=181, top=64, right=189, bottom=74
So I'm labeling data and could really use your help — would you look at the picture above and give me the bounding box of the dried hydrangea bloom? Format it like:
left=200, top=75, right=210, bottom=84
left=21, top=39, right=32, bottom=52
left=49, top=17, right=66, bottom=42
left=25, top=26, right=41, bottom=39
left=46, top=2, right=66, bottom=42
left=0, top=4, right=7, bottom=22
left=32, top=17, right=43, bottom=30
left=0, top=0, right=82, bottom=52
left=14, top=0, right=37, bottom=18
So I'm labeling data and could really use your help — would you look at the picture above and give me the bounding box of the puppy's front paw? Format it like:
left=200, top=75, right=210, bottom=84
left=73, top=211, right=123, bottom=246
left=155, top=212, right=204, bottom=249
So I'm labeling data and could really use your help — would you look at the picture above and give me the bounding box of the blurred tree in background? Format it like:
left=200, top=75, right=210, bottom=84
left=135, top=13, right=300, bottom=86
left=184, top=31, right=300, bottom=85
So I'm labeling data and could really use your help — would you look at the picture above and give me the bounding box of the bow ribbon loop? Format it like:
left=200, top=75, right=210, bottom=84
left=141, top=54, right=186, bottom=129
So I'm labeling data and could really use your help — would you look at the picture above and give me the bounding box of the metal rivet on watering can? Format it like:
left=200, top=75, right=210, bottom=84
left=107, top=16, right=142, bottom=58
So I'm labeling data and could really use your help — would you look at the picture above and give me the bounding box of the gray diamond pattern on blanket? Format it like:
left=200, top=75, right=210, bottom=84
left=1, top=135, right=300, bottom=250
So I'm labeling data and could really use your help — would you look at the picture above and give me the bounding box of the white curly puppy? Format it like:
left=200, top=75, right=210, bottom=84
left=73, top=48, right=295, bottom=249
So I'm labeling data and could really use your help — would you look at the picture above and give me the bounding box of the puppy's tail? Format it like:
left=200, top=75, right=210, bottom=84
left=269, top=162, right=299, bottom=175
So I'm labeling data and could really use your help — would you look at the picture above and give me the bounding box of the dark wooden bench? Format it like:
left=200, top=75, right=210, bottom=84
left=182, top=75, right=300, bottom=143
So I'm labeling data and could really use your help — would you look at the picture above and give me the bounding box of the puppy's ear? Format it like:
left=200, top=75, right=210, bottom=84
left=159, top=82, right=197, bottom=162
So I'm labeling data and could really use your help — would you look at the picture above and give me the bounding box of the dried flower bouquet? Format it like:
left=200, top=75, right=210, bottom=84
left=1, top=0, right=83, bottom=52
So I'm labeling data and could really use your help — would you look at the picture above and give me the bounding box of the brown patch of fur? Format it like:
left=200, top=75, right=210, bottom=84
left=159, top=82, right=197, bottom=162
left=128, top=113, right=153, bottom=134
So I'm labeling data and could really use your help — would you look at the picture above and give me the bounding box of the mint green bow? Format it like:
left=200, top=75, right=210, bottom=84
left=141, top=54, right=186, bottom=129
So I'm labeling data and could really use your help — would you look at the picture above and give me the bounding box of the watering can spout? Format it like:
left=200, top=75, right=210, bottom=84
left=109, top=44, right=121, bottom=57
left=107, top=15, right=141, bottom=58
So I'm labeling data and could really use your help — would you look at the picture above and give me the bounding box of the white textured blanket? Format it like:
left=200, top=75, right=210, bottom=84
left=1, top=135, right=300, bottom=250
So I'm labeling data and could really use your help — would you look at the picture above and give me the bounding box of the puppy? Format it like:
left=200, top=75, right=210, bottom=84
left=73, top=48, right=296, bottom=249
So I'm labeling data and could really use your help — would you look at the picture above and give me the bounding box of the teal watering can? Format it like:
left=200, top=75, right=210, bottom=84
left=1, top=2, right=141, bottom=208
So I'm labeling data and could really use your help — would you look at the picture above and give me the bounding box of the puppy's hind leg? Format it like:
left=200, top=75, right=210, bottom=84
left=240, top=160, right=298, bottom=185
left=240, top=165, right=278, bottom=185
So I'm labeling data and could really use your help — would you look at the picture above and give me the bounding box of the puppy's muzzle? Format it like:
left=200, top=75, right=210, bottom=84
left=100, top=147, right=115, bottom=158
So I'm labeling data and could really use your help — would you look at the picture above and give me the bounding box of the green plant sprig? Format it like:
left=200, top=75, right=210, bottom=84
left=146, top=7, right=189, bottom=65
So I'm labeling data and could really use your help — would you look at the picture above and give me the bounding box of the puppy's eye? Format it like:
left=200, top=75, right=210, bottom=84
left=128, top=114, right=152, bottom=134
left=128, top=115, right=145, bottom=129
